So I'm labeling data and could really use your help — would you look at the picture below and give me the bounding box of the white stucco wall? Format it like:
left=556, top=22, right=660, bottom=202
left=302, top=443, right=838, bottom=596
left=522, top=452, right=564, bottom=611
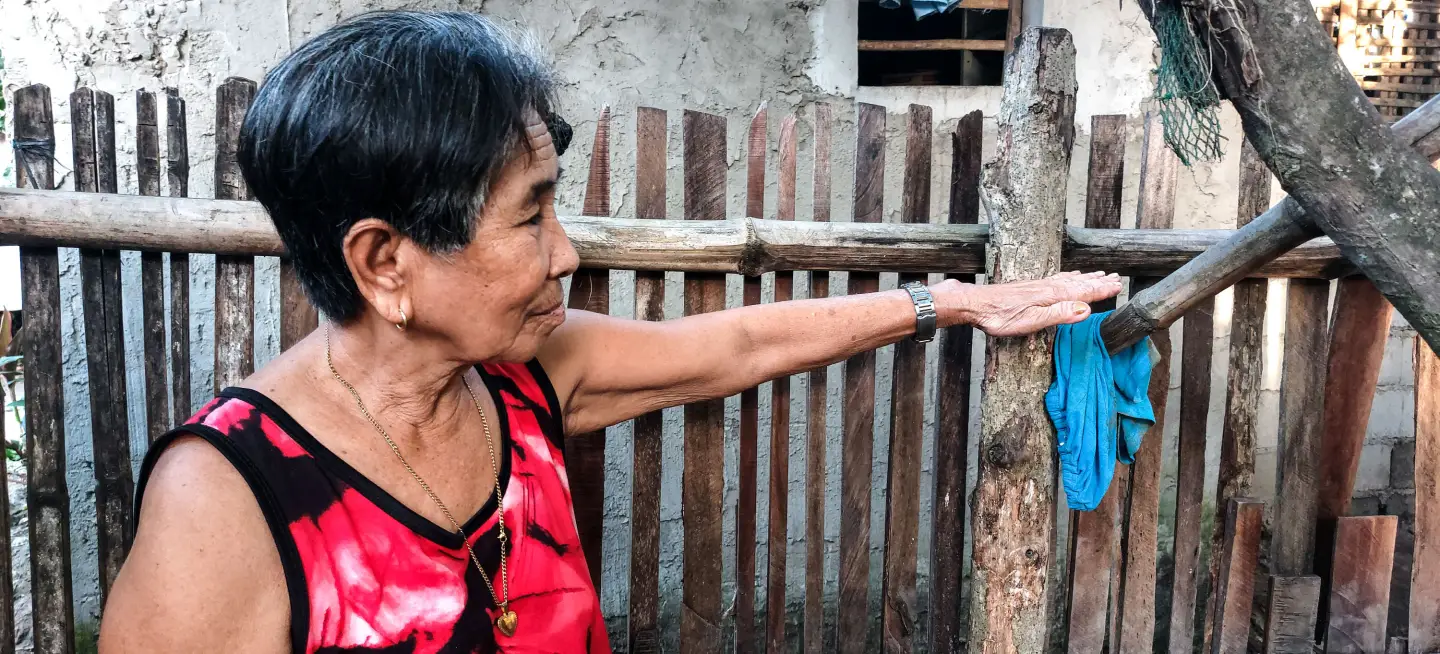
left=0, top=0, right=1422, bottom=651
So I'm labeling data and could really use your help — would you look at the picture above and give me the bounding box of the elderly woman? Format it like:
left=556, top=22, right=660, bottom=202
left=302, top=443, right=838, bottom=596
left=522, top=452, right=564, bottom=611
left=99, top=10, right=1119, bottom=654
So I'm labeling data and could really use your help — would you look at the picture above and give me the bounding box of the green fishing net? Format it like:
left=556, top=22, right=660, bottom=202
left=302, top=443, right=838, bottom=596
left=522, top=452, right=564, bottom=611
left=1153, top=0, right=1225, bottom=166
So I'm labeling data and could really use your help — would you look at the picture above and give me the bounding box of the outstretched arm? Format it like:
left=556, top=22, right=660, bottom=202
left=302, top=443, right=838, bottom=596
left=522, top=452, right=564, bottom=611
left=538, top=271, right=1121, bottom=435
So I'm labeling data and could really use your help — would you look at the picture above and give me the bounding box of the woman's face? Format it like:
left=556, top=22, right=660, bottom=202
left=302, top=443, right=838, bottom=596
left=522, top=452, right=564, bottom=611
left=409, top=112, right=579, bottom=363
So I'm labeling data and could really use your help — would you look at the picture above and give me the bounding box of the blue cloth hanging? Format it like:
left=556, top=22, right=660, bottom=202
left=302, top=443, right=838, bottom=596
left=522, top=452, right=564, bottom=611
left=1045, top=311, right=1156, bottom=512
left=878, top=0, right=961, bottom=20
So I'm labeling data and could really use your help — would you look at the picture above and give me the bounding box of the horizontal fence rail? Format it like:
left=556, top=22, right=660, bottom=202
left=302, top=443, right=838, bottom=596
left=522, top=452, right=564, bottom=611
left=0, top=187, right=1351, bottom=278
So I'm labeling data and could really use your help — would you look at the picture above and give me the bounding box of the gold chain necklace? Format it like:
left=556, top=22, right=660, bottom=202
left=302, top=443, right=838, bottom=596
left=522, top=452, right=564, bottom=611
left=324, top=326, right=518, bottom=636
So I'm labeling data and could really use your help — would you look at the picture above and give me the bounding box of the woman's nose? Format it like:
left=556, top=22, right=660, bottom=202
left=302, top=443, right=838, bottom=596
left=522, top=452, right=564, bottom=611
left=549, top=220, right=580, bottom=279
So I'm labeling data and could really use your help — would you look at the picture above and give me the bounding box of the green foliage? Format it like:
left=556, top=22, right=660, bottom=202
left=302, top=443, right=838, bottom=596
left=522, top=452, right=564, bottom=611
left=1, top=47, right=7, bottom=136
left=75, top=619, right=100, bottom=654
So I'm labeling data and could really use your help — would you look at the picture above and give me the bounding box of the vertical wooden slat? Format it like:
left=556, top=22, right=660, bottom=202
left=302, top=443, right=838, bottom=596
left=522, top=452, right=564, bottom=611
left=1115, top=111, right=1179, bottom=654
left=1005, top=0, right=1024, bottom=54
left=1266, top=576, right=1323, bottom=654
left=680, top=109, right=727, bottom=654
left=73, top=87, right=135, bottom=602
left=1326, top=516, right=1397, bottom=654
left=880, top=103, right=931, bottom=654
left=969, top=29, right=1074, bottom=653
left=628, top=106, right=667, bottom=654
left=213, top=77, right=256, bottom=390
left=838, top=102, right=885, bottom=654
left=1207, top=139, right=1270, bottom=651
left=1314, top=277, right=1392, bottom=635
left=137, top=91, right=169, bottom=448
left=278, top=263, right=318, bottom=351
left=765, top=113, right=798, bottom=654
left=1066, top=113, right=1127, bottom=654
left=930, top=109, right=982, bottom=654
left=565, top=106, right=611, bottom=595
left=15, top=83, right=78, bottom=654
left=1167, top=299, right=1216, bottom=654
left=803, top=102, right=834, bottom=654
left=1273, top=279, right=1331, bottom=577
left=1210, top=499, right=1265, bottom=654
left=737, top=103, right=767, bottom=654
left=0, top=313, right=14, bottom=654
left=165, top=87, right=192, bottom=426
left=1412, top=338, right=1440, bottom=652
left=1265, top=278, right=1332, bottom=653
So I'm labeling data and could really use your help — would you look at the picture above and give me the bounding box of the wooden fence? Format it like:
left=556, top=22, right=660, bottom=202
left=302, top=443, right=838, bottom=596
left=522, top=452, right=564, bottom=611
left=2, top=41, right=1439, bottom=654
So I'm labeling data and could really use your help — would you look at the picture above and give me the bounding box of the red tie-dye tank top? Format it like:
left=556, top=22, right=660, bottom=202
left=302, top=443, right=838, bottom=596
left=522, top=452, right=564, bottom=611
left=135, top=360, right=610, bottom=654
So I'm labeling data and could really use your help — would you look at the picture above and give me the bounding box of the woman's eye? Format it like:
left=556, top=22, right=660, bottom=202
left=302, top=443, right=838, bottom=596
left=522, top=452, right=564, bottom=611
left=526, top=213, right=543, bottom=226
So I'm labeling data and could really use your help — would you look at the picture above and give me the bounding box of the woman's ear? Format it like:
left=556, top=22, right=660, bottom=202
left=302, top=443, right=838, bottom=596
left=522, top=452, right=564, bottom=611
left=342, top=218, right=411, bottom=325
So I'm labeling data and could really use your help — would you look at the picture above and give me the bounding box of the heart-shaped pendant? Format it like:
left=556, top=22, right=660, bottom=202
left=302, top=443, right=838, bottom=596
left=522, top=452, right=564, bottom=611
left=495, top=609, right=519, bottom=637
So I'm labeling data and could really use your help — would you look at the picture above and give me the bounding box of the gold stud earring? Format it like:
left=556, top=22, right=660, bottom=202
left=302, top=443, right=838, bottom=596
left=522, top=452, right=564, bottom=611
left=396, top=308, right=409, bottom=332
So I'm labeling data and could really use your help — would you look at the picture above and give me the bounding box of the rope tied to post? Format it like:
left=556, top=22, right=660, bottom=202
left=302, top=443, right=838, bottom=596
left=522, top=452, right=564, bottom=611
left=11, top=137, right=60, bottom=190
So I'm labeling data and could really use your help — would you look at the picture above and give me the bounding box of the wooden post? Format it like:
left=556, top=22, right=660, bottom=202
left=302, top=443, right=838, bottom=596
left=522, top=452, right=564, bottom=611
left=564, top=107, right=611, bottom=595
left=881, top=104, right=932, bottom=654
left=1326, top=516, right=1397, bottom=653
left=1411, top=338, right=1440, bottom=652
left=627, top=106, right=667, bottom=654
left=1065, top=114, right=1127, bottom=653
left=803, top=103, right=833, bottom=654
left=930, top=109, right=982, bottom=654
left=138, top=90, right=170, bottom=449
left=15, top=83, right=78, bottom=654
left=968, top=27, right=1076, bottom=653
left=680, top=109, right=727, bottom=654
left=765, top=112, right=798, bottom=654
left=1207, top=139, right=1271, bottom=651
left=838, top=101, right=884, bottom=654
left=0, top=314, right=14, bottom=654
left=213, top=77, right=257, bottom=391
left=1168, top=295, right=1216, bottom=654
left=737, top=104, right=767, bottom=654
left=1210, top=499, right=1265, bottom=654
left=1115, top=111, right=1180, bottom=654
left=72, top=87, right=135, bottom=602
left=166, top=87, right=192, bottom=426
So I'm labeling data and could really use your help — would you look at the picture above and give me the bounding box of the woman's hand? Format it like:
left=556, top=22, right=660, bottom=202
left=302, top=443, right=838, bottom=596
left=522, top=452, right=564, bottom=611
left=934, top=270, right=1123, bottom=337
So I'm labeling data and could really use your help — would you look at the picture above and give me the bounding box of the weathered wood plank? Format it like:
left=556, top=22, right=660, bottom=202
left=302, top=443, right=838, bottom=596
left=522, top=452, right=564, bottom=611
left=736, top=104, right=767, bottom=654
left=838, top=101, right=885, bottom=654
left=166, top=87, right=192, bottom=426
left=278, top=263, right=318, bottom=351
left=0, top=312, right=15, bottom=654
left=881, top=104, right=931, bottom=654
left=628, top=106, right=666, bottom=654
left=930, top=109, right=982, bottom=654
left=213, top=77, right=257, bottom=391
left=0, top=187, right=1358, bottom=279
left=1410, top=338, right=1440, bottom=652
left=565, top=107, right=611, bottom=596
left=73, top=87, right=135, bottom=603
left=1206, top=138, right=1270, bottom=651
left=969, top=28, right=1075, bottom=654
left=766, top=113, right=798, bottom=654
left=1115, top=111, right=1179, bottom=654
left=803, top=102, right=833, bottom=654
left=1168, top=294, right=1216, bottom=654
left=137, top=90, right=169, bottom=448
left=1066, top=113, right=1127, bottom=654
left=680, top=109, right=727, bottom=654
left=1266, top=576, right=1323, bottom=654
left=1273, top=279, right=1332, bottom=578
left=1210, top=499, right=1265, bottom=654
left=857, top=39, right=1007, bottom=52
left=1326, top=516, right=1397, bottom=654
left=14, top=84, right=78, bottom=654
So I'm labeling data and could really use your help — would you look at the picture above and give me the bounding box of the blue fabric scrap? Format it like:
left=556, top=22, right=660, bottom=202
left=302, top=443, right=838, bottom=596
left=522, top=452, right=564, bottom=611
left=877, top=0, right=962, bottom=20
left=1045, top=311, right=1155, bottom=512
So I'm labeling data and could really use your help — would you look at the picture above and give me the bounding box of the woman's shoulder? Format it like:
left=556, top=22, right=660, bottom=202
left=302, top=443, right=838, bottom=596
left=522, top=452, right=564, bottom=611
left=101, top=433, right=290, bottom=653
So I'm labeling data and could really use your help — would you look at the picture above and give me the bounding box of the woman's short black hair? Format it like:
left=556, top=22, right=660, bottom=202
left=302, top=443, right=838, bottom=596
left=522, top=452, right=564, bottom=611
left=238, top=10, right=566, bottom=321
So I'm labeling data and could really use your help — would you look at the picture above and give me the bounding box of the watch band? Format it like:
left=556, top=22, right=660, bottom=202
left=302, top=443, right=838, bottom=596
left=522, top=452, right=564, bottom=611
left=901, top=281, right=938, bottom=343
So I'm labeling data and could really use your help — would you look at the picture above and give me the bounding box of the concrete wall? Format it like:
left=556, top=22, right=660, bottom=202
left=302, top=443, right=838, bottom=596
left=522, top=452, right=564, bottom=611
left=0, top=0, right=1422, bottom=651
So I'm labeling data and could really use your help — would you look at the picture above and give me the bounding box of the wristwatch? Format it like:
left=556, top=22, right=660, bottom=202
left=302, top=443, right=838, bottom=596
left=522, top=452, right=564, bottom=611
left=900, top=281, right=937, bottom=343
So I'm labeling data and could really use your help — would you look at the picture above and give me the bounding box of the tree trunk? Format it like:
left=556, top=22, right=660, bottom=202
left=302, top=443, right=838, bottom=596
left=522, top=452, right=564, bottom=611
left=968, top=26, right=1076, bottom=653
left=1146, top=0, right=1440, bottom=351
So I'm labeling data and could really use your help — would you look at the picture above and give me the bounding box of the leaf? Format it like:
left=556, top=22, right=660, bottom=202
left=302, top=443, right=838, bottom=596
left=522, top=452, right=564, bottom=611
left=0, top=356, right=20, bottom=367
left=6, top=399, right=22, bottom=409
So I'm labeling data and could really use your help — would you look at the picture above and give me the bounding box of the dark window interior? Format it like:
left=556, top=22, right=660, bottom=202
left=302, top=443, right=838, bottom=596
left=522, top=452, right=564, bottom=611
left=857, top=1, right=1008, bottom=87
